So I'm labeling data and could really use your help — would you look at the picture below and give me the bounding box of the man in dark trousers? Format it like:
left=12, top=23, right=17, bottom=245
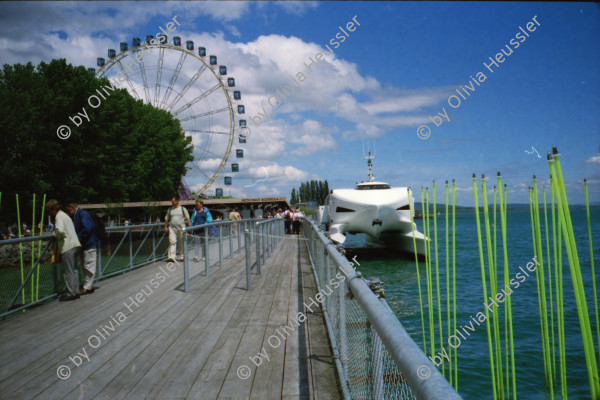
left=65, top=198, right=99, bottom=295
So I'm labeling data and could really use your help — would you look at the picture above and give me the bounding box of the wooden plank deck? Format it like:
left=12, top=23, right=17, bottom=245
left=0, top=235, right=340, bottom=400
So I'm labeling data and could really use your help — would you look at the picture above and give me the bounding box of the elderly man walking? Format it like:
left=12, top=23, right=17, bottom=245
left=165, top=194, right=191, bottom=263
left=46, top=199, right=82, bottom=301
left=65, top=198, right=99, bottom=295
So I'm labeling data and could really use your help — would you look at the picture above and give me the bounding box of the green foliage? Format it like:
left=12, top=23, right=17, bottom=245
left=0, top=59, right=193, bottom=221
left=291, top=180, right=329, bottom=205
left=300, top=207, right=316, bottom=216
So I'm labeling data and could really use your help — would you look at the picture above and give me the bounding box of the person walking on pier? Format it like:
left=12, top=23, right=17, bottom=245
left=292, top=207, right=304, bottom=234
left=165, top=195, right=191, bottom=263
left=190, top=200, right=211, bottom=262
left=65, top=198, right=99, bottom=295
left=228, top=208, right=241, bottom=235
left=45, top=199, right=81, bottom=301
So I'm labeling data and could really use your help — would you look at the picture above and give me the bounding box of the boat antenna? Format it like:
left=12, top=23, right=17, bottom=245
left=365, top=151, right=375, bottom=182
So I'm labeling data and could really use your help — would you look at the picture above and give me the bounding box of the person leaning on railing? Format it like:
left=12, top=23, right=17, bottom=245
left=65, top=198, right=99, bottom=296
left=45, top=199, right=82, bottom=301
left=165, top=194, right=191, bottom=263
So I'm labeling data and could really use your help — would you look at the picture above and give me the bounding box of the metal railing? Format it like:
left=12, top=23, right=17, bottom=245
left=300, top=218, right=462, bottom=400
left=0, top=223, right=171, bottom=319
left=181, top=218, right=285, bottom=292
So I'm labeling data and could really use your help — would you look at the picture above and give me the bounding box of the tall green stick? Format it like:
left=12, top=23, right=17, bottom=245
left=445, top=181, right=452, bottom=384
left=432, top=181, right=444, bottom=376
left=481, top=175, right=504, bottom=399
left=584, top=179, right=600, bottom=362
left=30, top=194, right=36, bottom=303
left=533, top=177, right=554, bottom=395
left=552, top=179, right=568, bottom=399
left=549, top=151, right=599, bottom=397
left=472, top=174, right=498, bottom=400
left=529, top=186, right=549, bottom=389
left=425, top=187, right=435, bottom=359
left=543, top=188, right=556, bottom=382
left=498, top=177, right=516, bottom=399
left=36, top=194, right=46, bottom=301
left=408, top=188, right=427, bottom=353
left=452, top=179, right=458, bottom=390
left=16, top=194, right=25, bottom=308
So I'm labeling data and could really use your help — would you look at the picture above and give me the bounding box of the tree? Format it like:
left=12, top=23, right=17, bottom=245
left=290, top=188, right=298, bottom=205
left=0, top=59, right=194, bottom=221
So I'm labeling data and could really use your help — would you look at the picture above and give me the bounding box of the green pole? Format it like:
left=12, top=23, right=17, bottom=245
left=36, top=194, right=46, bottom=301
left=543, top=188, right=556, bottom=383
left=432, top=181, right=444, bottom=376
left=452, top=179, right=458, bottom=390
left=425, top=187, right=435, bottom=359
left=552, top=179, right=568, bottom=399
left=533, top=177, right=553, bottom=395
left=408, top=188, right=427, bottom=353
left=584, top=178, right=600, bottom=362
left=481, top=175, right=504, bottom=399
left=472, top=174, right=498, bottom=400
left=421, top=187, right=429, bottom=355
left=445, top=181, right=452, bottom=384
left=498, top=177, right=517, bottom=399
left=30, top=194, right=36, bottom=303
left=529, top=186, right=549, bottom=385
left=549, top=152, right=598, bottom=397
left=16, top=194, right=26, bottom=309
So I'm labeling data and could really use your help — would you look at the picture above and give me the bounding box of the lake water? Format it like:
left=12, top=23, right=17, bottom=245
left=348, top=208, right=600, bottom=400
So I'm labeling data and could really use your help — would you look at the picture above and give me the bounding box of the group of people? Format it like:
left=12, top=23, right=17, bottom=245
left=281, top=207, right=304, bottom=234
left=1, top=222, right=46, bottom=239
left=163, top=195, right=242, bottom=263
left=35, top=196, right=304, bottom=301
left=45, top=198, right=99, bottom=301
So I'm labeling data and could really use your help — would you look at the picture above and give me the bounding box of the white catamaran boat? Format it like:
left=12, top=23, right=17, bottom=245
left=322, top=153, right=427, bottom=256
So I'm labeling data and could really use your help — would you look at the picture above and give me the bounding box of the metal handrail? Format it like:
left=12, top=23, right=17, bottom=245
left=301, top=218, right=462, bottom=400
left=180, top=218, right=285, bottom=292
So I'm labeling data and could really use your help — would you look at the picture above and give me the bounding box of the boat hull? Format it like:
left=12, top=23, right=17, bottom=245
left=327, top=186, right=428, bottom=256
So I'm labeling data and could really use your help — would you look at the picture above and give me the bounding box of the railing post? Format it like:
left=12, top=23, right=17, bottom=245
left=97, top=241, right=103, bottom=279
left=238, top=221, right=242, bottom=252
left=152, top=226, right=156, bottom=261
left=245, top=230, right=251, bottom=290
left=129, top=228, right=133, bottom=269
left=218, top=225, right=223, bottom=267
left=183, top=231, right=189, bottom=293
left=229, top=222, right=233, bottom=258
left=204, top=226, right=209, bottom=277
left=260, top=224, right=267, bottom=265
left=255, top=223, right=261, bottom=274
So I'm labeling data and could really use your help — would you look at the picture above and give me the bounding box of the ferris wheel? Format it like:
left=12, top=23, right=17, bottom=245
left=91, top=35, right=250, bottom=198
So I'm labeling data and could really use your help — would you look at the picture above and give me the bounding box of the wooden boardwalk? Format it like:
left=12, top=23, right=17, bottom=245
left=0, top=235, right=340, bottom=400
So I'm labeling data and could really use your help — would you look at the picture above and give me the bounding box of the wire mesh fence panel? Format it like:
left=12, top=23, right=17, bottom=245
left=303, top=225, right=418, bottom=400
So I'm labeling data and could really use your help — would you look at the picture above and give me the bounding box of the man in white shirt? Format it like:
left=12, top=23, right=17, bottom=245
left=165, top=195, right=191, bottom=262
left=46, top=199, right=82, bottom=301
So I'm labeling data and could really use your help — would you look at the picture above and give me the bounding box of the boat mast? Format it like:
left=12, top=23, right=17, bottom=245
left=365, top=151, right=375, bottom=182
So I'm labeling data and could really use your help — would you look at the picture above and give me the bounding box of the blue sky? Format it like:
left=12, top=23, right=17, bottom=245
left=1, top=1, right=598, bottom=206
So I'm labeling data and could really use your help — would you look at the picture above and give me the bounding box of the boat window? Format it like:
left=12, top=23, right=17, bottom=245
left=355, top=184, right=391, bottom=190
left=396, top=205, right=410, bottom=211
left=335, top=207, right=355, bottom=213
